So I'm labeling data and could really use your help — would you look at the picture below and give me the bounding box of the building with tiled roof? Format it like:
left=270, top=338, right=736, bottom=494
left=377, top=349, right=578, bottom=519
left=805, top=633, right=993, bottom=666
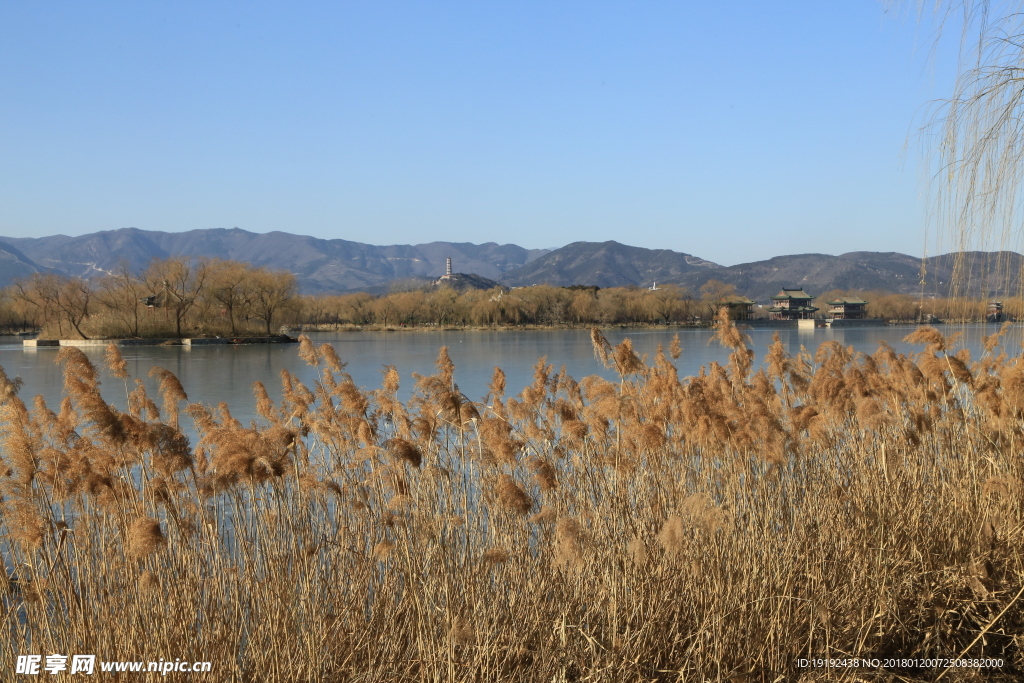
left=718, top=295, right=756, bottom=320
left=827, top=296, right=868, bottom=320
left=988, top=301, right=1008, bottom=323
left=767, top=288, right=818, bottom=320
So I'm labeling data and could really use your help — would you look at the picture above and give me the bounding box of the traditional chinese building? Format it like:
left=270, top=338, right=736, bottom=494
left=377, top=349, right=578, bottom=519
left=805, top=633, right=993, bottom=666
left=719, top=295, right=755, bottom=320
left=767, top=288, right=818, bottom=320
left=827, top=296, right=868, bottom=320
left=988, top=301, right=1007, bottom=323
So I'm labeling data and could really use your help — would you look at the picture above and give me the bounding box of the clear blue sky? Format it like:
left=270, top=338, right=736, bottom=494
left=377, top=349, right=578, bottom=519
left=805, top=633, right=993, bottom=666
left=0, top=2, right=957, bottom=266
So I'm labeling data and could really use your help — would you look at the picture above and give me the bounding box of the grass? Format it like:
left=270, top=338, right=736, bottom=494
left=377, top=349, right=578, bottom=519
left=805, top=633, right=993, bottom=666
left=1, top=311, right=1023, bottom=681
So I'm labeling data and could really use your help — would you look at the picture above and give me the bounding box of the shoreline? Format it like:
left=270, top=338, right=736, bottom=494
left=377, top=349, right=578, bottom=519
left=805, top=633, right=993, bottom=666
left=24, top=335, right=298, bottom=348
left=287, top=322, right=710, bottom=333
left=286, top=319, right=934, bottom=334
left=16, top=319, right=1002, bottom=346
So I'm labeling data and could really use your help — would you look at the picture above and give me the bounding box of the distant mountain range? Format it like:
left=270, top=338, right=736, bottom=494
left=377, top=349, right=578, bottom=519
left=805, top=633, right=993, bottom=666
left=670, top=250, right=1024, bottom=301
left=0, top=227, right=1020, bottom=301
left=499, top=241, right=720, bottom=288
left=0, top=228, right=547, bottom=293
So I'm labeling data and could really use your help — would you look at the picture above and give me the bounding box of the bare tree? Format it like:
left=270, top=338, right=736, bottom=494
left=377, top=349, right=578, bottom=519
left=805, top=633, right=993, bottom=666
left=143, top=258, right=211, bottom=338
left=567, top=289, right=598, bottom=323
left=391, top=290, right=427, bottom=325
left=650, top=285, right=688, bottom=323
left=248, top=268, right=298, bottom=335
left=699, top=280, right=736, bottom=319
left=12, top=273, right=92, bottom=338
left=373, top=296, right=398, bottom=327
left=96, top=260, right=145, bottom=337
left=337, top=293, right=375, bottom=325
left=12, top=274, right=62, bottom=336
left=206, top=260, right=253, bottom=336
left=57, top=277, right=92, bottom=339
left=427, top=289, right=458, bottom=326
left=300, top=294, right=327, bottom=327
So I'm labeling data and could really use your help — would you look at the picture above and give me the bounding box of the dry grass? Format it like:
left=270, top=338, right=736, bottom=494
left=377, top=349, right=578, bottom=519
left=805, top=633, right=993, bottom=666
left=2, top=317, right=1024, bottom=681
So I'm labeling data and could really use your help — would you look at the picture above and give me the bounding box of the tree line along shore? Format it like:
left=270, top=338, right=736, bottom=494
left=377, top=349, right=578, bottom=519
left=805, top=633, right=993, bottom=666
left=0, top=257, right=1017, bottom=340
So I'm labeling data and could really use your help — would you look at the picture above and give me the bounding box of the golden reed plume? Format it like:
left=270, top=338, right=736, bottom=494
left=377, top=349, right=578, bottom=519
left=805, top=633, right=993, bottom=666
left=0, top=326, right=1021, bottom=680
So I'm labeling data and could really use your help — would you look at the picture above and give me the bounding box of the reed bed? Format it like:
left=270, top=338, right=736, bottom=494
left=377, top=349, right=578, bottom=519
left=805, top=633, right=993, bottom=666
left=1, top=312, right=1023, bottom=681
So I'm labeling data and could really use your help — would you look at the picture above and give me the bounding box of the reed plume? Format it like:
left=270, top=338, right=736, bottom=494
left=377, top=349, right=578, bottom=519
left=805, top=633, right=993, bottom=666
left=387, top=438, right=423, bottom=468
left=2, top=329, right=1023, bottom=681
left=591, top=327, right=612, bottom=367
left=149, top=367, right=188, bottom=429
left=554, top=517, right=586, bottom=569
left=495, top=474, right=532, bottom=515
left=104, top=342, right=128, bottom=380
left=127, top=517, right=165, bottom=558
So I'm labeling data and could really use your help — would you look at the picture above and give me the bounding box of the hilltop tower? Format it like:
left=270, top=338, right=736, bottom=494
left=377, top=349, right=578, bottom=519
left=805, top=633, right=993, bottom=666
left=445, top=256, right=452, bottom=278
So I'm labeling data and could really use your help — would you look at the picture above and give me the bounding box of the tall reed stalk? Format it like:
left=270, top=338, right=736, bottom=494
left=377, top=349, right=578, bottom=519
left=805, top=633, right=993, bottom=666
left=1, top=322, right=1023, bottom=681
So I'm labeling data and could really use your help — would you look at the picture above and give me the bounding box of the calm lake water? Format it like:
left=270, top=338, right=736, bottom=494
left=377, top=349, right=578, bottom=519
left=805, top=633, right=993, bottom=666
left=0, top=324, right=1020, bottom=425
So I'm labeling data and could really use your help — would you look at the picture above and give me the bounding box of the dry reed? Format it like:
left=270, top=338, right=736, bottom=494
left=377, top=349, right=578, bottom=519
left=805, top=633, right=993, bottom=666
left=1, top=324, right=1024, bottom=681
